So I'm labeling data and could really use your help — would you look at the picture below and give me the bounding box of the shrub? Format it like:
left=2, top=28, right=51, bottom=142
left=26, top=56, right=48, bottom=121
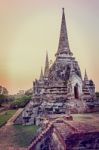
left=10, top=95, right=31, bottom=109
left=0, top=94, right=7, bottom=106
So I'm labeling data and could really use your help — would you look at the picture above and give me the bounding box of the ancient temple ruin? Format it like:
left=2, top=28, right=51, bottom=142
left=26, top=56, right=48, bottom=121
left=33, top=8, right=95, bottom=103
left=15, top=8, right=96, bottom=125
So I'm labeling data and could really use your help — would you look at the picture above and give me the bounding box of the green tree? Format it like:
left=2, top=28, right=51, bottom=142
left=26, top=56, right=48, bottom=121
left=0, top=94, right=7, bottom=106
left=10, top=95, right=31, bottom=109
left=2, top=87, right=8, bottom=95
left=0, top=85, right=8, bottom=95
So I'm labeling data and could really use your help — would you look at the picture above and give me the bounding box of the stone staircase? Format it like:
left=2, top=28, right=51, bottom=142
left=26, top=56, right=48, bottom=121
left=6, top=108, right=23, bottom=126
left=69, top=99, right=86, bottom=113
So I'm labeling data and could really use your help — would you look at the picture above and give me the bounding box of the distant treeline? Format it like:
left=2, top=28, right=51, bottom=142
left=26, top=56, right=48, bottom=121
left=0, top=86, right=32, bottom=108
left=10, top=95, right=31, bottom=109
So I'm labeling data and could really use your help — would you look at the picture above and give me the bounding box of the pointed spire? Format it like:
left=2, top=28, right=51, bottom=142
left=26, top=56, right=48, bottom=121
left=56, top=8, right=72, bottom=56
left=39, top=67, right=43, bottom=80
left=44, top=51, right=49, bottom=77
left=84, top=69, right=88, bottom=81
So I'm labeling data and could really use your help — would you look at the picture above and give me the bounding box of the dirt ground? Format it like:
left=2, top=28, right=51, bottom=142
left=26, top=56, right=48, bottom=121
left=0, top=125, right=26, bottom=150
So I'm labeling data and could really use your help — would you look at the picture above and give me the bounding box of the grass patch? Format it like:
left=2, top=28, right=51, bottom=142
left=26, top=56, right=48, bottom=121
left=13, top=125, right=39, bottom=147
left=73, top=114, right=93, bottom=121
left=77, top=116, right=92, bottom=119
left=0, top=109, right=16, bottom=127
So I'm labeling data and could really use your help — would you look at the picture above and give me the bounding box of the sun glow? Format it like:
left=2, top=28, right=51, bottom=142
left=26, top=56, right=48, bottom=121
left=0, top=0, right=99, bottom=94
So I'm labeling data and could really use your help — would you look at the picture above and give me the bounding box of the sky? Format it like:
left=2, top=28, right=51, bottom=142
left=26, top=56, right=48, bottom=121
left=0, top=0, right=99, bottom=94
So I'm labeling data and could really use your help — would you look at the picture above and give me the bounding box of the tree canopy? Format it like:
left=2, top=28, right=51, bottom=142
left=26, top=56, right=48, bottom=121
left=10, top=95, right=31, bottom=108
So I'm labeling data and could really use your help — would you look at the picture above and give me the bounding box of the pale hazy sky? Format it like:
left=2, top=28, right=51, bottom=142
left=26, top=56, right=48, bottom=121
left=0, top=0, right=99, bottom=94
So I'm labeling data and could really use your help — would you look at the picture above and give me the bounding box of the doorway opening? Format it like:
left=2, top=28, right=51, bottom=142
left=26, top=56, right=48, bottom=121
left=74, top=83, right=79, bottom=99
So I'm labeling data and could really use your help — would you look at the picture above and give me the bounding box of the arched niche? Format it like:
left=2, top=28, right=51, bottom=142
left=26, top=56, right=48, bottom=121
left=74, top=83, right=79, bottom=99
